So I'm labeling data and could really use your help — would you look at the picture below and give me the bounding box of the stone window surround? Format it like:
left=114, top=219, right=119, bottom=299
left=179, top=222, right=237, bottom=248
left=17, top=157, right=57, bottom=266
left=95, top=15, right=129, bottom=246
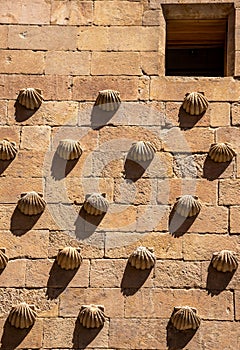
left=160, top=3, right=236, bottom=77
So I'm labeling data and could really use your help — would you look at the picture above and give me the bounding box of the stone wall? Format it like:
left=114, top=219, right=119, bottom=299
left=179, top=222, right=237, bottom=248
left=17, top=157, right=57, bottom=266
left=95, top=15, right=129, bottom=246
left=0, top=0, right=239, bottom=349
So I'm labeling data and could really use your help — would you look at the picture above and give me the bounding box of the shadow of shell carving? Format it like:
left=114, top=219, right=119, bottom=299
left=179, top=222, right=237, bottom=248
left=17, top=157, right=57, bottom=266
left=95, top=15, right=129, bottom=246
left=127, top=141, right=156, bottom=162
left=83, top=193, right=109, bottom=215
left=56, top=247, right=82, bottom=270
left=171, top=306, right=201, bottom=331
left=8, top=302, right=37, bottom=329
left=95, top=89, right=121, bottom=111
left=175, top=195, right=201, bottom=218
left=128, top=246, right=156, bottom=270
left=0, top=249, right=8, bottom=269
left=79, top=304, right=106, bottom=328
left=17, top=88, right=43, bottom=110
left=212, top=250, right=238, bottom=272
left=0, top=139, right=18, bottom=160
left=182, top=92, right=209, bottom=115
left=57, top=139, right=82, bottom=160
left=208, top=143, right=236, bottom=163
left=17, top=191, right=46, bottom=215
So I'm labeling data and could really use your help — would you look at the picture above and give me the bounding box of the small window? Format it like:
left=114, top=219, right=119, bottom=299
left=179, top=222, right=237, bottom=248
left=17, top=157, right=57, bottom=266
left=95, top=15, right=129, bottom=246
left=163, top=4, right=235, bottom=77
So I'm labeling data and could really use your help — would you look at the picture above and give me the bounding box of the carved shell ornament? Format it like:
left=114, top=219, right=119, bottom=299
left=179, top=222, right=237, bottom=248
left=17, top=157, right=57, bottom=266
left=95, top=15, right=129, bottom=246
left=0, top=139, right=18, bottom=160
left=79, top=304, right=106, bottom=328
left=0, top=249, right=8, bottom=269
left=171, top=306, right=201, bottom=331
left=56, top=247, right=82, bottom=270
left=208, top=143, right=236, bottom=163
left=127, top=141, right=156, bottom=162
left=95, top=89, right=121, bottom=111
left=175, top=195, right=201, bottom=218
left=182, top=92, right=209, bottom=115
left=128, top=246, right=156, bottom=270
left=17, top=88, right=43, bottom=110
left=57, top=139, right=82, bottom=160
left=212, top=250, right=238, bottom=272
left=83, top=193, right=109, bottom=215
left=8, top=302, right=37, bottom=329
left=17, top=191, right=46, bottom=215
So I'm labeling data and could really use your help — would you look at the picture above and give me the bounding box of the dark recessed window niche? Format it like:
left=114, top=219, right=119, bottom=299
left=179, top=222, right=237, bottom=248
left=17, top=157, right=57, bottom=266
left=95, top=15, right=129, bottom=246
left=163, top=4, right=235, bottom=77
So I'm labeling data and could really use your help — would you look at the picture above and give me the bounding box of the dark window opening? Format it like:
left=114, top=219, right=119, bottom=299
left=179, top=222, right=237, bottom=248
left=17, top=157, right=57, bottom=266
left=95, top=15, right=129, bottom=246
left=165, top=18, right=228, bottom=77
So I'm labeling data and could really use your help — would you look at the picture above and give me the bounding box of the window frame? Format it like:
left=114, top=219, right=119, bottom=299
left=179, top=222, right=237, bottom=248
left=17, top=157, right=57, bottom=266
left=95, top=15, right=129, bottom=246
left=162, top=3, right=235, bottom=77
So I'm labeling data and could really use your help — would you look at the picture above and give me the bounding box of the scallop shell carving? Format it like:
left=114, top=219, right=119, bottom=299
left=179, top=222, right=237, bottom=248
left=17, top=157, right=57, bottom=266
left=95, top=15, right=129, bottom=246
left=212, top=250, right=238, bottom=272
left=17, top=88, right=43, bottom=110
left=171, top=306, right=201, bottom=331
left=0, top=248, right=8, bottom=269
left=95, top=89, right=121, bottom=111
left=8, top=302, right=37, bottom=329
left=128, top=246, right=156, bottom=270
left=57, top=139, right=82, bottom=160
left=127, top=141, right=156, bottom=162
left=17, top=191, right=46, bottom=216
left=83, top=193, right=109, bottom=216
left=0, top=139, right=18, bottom=160
left=56, top=247, right=82, bottom=270
left=182, top=92, right=209, bottom=115
left=208, top=143, right=236, bottom=163
left=175, top=195, right=201, bottom=218
left=79, top=304, right=106, bottom=328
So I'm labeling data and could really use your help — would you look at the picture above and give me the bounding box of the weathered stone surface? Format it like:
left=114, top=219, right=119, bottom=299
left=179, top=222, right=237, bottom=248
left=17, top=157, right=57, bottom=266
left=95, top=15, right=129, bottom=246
left=136, top=205, right=169, bottom=232
left=235, top=291, right=240, bottom=320
left=8, top=100, right=78, bottom=126
left=141, top=52, right=164, bottom=75
left=8, top=25, right=78, bottom=50
left=0, top=318, right=43, bottom=349
left=125, top=288, right=234, bottom=320
left=114, top=178, right=158, bottom=205
left=98, top=204, right=137, bottom=232
left=105, top=231, right=183, bottom=259
left=201, top=260, right=240, bottom=290
left=109, top=318, right=168, bottom=349
left=109, top=27, right=160, bottom=51
left=0, top=74, right=71, bottom=100
left=151, top=77, right=240, bottom=102
left=162, top=127, right=214, bottom=153
left=0, top=26, right=8, bottom=49
left=0, top=230, right=49, bottom=258
left=219, top=180, right=240, bottom=205
left=94, top=1, right=143, bottom=25
left=45, top=51, right=90, bottom=75
left=0, top=150, right=46, bottom=178
left=0, top=178, right=43, bottom=203
left=230, top=206, right=240, bottom=234
left=20, top=126, right=51, bottom=151
left=0, top=204, right=60, bottom=232
left=154, top=261, right=202, bottom=288
left=51, top=0, right=93, bottom=25
left=48, top=230, right=104, bottom=259
left=43, top=318, right=109, bottom=348
left=25, top=259, right=89, bottom=288
left=0, top=288, right=58, bottom=317
left=0, top=0, right=50, bottom=24
left=90, top=258, right=153, bottom=288
left=0, top=50, right=44, bottom=74
left=183, top=234, right=240, bottom=261
left=60, top=288, right=124, bottom=318
left=0, top=259, right=26, bottom=287
left=157, top=178, right=218, bottom=205
left=173, top=152, right=235, bottom=179
left=72, top=76, right=149, bottom=101
left=91, top=52, right=141, bottom=76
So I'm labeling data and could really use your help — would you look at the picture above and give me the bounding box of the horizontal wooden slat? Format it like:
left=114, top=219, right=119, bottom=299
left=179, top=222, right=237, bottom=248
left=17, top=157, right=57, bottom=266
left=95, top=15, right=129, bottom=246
left=167, top=19, right=227, bottom=46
